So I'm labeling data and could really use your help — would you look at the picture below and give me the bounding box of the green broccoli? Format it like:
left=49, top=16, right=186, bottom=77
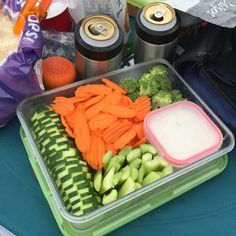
left=171, top=89, right=184, bottom=102
left=138, top=73, right=159, bottom=96
left=150, top=65, right=172, bottom=91
left=127, top=91, right=140, bottom=102
left=119, top=78, right=139, bottom=93
left=149, top=65, right=168, bottom=78
left=151, top=90, right=172, bottom=109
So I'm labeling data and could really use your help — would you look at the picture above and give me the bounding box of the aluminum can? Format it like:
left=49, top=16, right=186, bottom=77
left=75, top=14, right=123, bottom=79
left=134, top=2, right=181, bottom=63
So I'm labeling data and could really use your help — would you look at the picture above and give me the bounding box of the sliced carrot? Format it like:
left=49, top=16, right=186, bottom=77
left=101, top=78, right=127, bottom=94
left=119, top=95, right=133, bottom=106
left=87, top=132, right=98, bottom=170
left=103, top=120, right=132, bottom=144
left=114, top=126, right=137, bottom=150
left=51, top=103, right=74, bottom=116
left=132, top=96, right=151, bottom=121
left=64, top=112, right=76, bottom=129
left=53, top=96, right=86, bottom=104
left=134, top=123, right=144, bottom=140
left=97, top=136, right=106, bottom=170
left=84, top=94, right=104, bottom=109
left=61, top=116, right=74, bottom=138
left=89, top=113, right=117, bottom=131
left=75, top=84, right=112, bottom=97
left=74, top=107, right=91, bottom=153
left=105, top=143, right=118, bottom=155
left=103, top=90, right=122, bottom=106
left=133, top=136, right=148, bottom=148
left=102, top=105, right=136, bottom=118
left=127, top=136, right=140, bottom=147
left=85, top=98, right=106, bottom=120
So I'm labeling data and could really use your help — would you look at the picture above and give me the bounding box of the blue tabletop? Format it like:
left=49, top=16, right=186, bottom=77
left=0, top=117, right=236, bottom=236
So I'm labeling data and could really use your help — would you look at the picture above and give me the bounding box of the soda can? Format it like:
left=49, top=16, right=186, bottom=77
left=134, top=2, right=181, bottom=63
left=74, top=14, right=123, bottom=79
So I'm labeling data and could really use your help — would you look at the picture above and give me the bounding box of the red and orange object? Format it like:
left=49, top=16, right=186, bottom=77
left=13, top=0, right=52, bottom=35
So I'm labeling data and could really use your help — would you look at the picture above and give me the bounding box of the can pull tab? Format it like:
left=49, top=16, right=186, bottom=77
left=88, top=23, right=110, bottom=36
left=151, top=4, right=167, bottom=22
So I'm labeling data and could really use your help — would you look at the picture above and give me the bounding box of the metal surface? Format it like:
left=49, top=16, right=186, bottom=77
left=76, top=50, right=122, bottom=79
left=82, top=14, right=117, bottom=41
left=143, top=2, right=175, bottom=25
left=134, top=36, right=178, bottom=63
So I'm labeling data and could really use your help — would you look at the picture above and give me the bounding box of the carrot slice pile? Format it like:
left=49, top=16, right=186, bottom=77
left=51, top=77, right=151, bottom=170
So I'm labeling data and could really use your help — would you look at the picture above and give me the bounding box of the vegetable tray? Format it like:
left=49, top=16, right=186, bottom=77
left=17, top=59, right=234, bottom=236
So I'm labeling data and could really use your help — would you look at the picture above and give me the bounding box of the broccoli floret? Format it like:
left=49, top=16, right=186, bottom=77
left=152, top=90, right=172, bottom=109
left=119, top=78, right=139, bottom=93
left=127, top=91, right=140, bottom=102
left=138, top=73, right=159, bottom=96
left=171, top=89, right=184, bottom=102
left=150, top=65, right=172, bottom=91
left=149, top=65, right=168, bottom=77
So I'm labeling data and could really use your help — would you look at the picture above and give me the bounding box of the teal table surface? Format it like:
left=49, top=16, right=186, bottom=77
left=0, top=118, right=236, bottom=236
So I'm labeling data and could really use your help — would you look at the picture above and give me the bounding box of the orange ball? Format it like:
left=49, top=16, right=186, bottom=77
left=42, top=56, right=76, bottom=90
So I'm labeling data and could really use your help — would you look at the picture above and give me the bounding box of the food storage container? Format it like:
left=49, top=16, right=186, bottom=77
left=17, top=59, right=234, bottom=236
left=144, top=101, right=223, bottom=167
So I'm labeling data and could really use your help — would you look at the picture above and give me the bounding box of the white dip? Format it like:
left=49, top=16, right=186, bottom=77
left=148, top=104, right=220, bottom=161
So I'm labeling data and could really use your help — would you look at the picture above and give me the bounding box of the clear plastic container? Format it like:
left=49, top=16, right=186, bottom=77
left=17, top=59, right=234, bottom=236
left=144, top=101, right=223, bottom=167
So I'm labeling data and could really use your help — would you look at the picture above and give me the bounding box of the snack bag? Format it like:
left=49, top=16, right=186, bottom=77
left=0, top=3, right=43, bottom=127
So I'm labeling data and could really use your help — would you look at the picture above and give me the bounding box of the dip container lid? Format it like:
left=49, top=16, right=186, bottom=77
left=144, top=101, right=223, bottom=167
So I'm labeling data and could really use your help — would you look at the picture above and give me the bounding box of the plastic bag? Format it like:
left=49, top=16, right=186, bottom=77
left=0, top=5, right=44, bottom=127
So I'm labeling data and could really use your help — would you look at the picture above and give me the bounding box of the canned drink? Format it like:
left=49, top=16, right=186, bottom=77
left=74, top=14, right=124, bottom=79
left=134, top=2, right=181, bottom=63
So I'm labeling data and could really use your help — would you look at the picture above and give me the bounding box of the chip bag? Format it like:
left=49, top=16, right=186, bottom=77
left=0, top=2, right=44, bottom=127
